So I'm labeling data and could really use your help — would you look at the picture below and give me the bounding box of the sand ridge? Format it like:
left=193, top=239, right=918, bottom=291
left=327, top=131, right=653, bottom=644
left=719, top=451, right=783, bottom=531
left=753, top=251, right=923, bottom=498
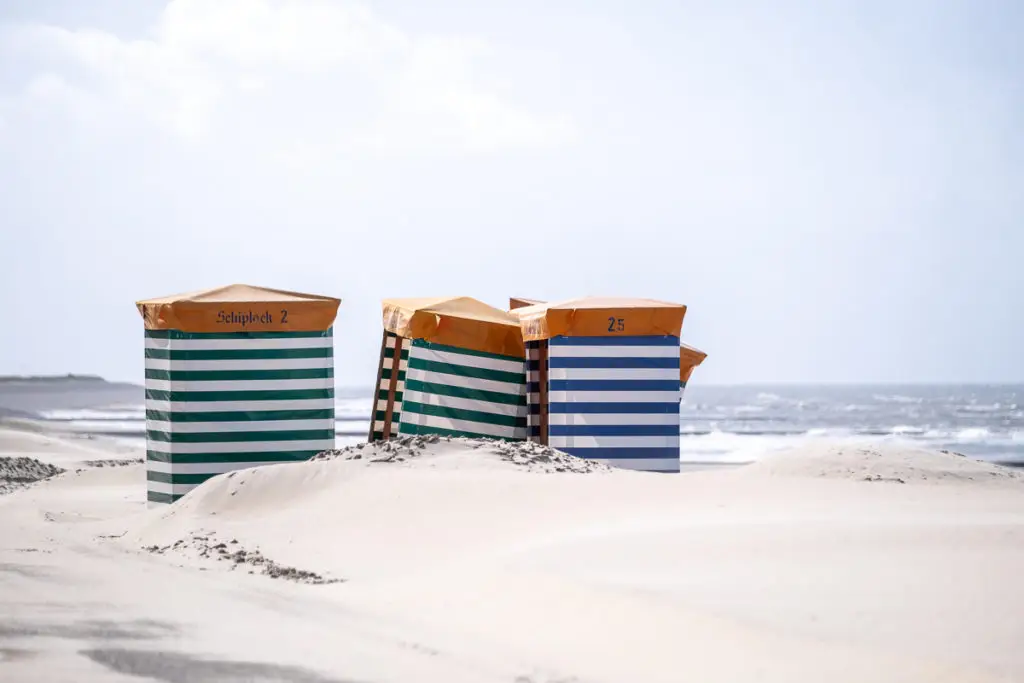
left=0, top=456, right=64, bottom=496
left=739, top=440, right=1024, bottom=486
left=312, top=434, right=614, bottom=474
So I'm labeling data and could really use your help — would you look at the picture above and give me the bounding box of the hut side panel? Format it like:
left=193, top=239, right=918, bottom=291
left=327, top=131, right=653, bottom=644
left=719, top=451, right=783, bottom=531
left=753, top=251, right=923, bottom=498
left=144, top=328, right=336, bottom=504
left=399, top=339, right=528, bottom=440
left=545, top=334, right=681, bottom=472
left=526, top=340, right=541, bottom=442
left=370, top=331, right=409, bottom=441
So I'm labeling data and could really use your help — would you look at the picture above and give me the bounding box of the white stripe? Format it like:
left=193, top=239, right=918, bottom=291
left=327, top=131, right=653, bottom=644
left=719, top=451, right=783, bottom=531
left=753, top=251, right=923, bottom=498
left=401, top=391, right=527, bottom=418
left=146, top=419, right=334, bottom=434
left=588, top=457, right=680, bottom=472
left=548, top=391, right=680, bottom=403
left=548, top=345, right=678, bottom=358
left=527, top=348, right=540, bottom=361
left=146, top=439, right=335, bottom=454
left=548, top=435, right=679, bottom=448
left=148, top=460, right=302, bottom=475
left=547, top=413, right=678, bottom=426
left=548, top=368, right=678, bottom=381
left=385, top=335, right=407, bottom=350
left=145, top=378, right=334, bottom=392
left=379, top=356, right=409, bottom=370
left=145, top=337, right=333, bottom=350
left=375, top=399, right=403, bottom=413
left=406, top=368, right=524, bottom=396
left=377, top=380, right=406, bottom=393
left=410, top=345, right=526, bottom=374
left=145, top=357, right=333, bottom=371
left=399, top=411, right=523, bottom=439
left=146, top=398, right=335, bottom=413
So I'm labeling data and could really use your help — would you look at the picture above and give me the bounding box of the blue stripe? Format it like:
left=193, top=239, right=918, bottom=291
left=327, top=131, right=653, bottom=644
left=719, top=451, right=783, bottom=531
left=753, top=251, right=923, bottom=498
left=561, top=447, right=679, bottom=461
left=549, top=402, right=679, bottom=414
left=549, top=357, right=678, bottom=369
left=528, top=360, right=540, bottom=371
left=528, top=381, right=540, bottom=393
left=529, top=426, right=540, bottom=437
left=549, top=335, right=679, bottom=347
left=549, top=379, right=680, bottom=392
left=548, top=424, right=679, bottom=437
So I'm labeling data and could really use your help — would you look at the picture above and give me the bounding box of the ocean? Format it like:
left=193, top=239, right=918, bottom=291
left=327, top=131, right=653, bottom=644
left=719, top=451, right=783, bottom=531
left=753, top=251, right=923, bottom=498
left=15, top=383, right=1024, bottom=467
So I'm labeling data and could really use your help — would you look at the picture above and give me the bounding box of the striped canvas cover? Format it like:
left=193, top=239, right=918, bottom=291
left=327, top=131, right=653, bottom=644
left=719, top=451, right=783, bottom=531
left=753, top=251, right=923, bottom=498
left=526, top=340, right=543, bottom=442
left=144, top=329, right=336, bottom=504
left=370, top=332, right=409, bottom=441
left=542, top=335, right=681, bottom=472
left=398, top=339, right=528, bottom=440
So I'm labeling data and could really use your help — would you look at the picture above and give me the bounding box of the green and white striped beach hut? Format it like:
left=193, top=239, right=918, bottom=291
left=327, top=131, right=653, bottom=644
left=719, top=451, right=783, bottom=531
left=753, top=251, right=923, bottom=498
left=370, top=297, right=528, bottom=442
left=137, top=284, right=341, bottom=504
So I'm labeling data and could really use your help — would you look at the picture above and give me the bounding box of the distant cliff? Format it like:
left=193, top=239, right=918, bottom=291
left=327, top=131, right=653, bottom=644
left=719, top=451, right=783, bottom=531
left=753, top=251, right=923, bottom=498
left=0, top=374, right=109, bottom=383
left=0, top=375, right=143, bottom=417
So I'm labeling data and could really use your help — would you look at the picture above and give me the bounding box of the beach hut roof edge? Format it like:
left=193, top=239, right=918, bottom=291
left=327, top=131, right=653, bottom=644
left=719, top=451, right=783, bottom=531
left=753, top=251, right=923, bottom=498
left=381, top=296, right=525, bottom=358
left=511, top=296, right=688, bottom=341
left=137, top=283, right=340, bottom=305
left=136, top=284, right=341, bottom=332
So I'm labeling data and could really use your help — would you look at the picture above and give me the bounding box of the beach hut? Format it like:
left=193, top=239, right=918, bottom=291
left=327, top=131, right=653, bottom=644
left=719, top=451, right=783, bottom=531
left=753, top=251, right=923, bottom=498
left=136, top=284, right=341, bottom=504
left=513, top=297, right=699, bottom=473
left=369, top=297, right=528, bottom=442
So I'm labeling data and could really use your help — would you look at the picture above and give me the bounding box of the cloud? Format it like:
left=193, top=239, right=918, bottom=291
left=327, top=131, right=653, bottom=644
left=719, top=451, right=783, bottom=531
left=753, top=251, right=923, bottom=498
left=1, top=0, right=574, bottom=150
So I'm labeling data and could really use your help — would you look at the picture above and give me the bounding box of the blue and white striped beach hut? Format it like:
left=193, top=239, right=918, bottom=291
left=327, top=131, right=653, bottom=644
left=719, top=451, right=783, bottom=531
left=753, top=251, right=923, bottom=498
left=136, top=284, right=341, bottom=504
left=513, top=297, right=700, bottom=473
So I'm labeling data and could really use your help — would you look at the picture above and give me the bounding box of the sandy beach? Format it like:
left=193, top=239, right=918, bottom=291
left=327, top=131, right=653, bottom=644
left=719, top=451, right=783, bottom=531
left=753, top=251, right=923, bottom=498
left=2, top=423, right=1023, bottom=682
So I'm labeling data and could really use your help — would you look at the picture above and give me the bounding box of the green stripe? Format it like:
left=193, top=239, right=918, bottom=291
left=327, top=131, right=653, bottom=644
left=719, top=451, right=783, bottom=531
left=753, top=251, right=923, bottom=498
left=147, top=429, right=335, bottom=443
left=146, top=409, right=334, bottom=422
left=145, top=368, right=333, bottom=382
left=374, top=410, right=402, bottom=422
left=147, top=450, right=321, bottom=464
left=147, top=490, right=181, bottom=504
left=413, top=338, right=524, bottom=362
left=408, top=357, right=524, bottom=384
left=402, top=401, right=526, bottom=428
left=371, top=431, right=385, bottom=441
left=405, top=380, right=526, bottom=407
left=145, top=347, right=332, bottom=360
left=376, top=389, right=404, bottom=402
left=380, top=368, right=406, bottom=382
left=384, top=347, right=409, bottom=360
left=399, top=423, right=515, bottom=441
left=146, top=330, right=332, bottom=340
left=146, top=389, right=334, bottom=402
left=147, top=470, right=220, bottom=486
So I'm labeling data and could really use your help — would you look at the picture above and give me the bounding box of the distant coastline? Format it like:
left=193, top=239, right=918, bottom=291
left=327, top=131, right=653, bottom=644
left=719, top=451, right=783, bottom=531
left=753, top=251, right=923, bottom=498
left=0, top=373, right=111, bottom=383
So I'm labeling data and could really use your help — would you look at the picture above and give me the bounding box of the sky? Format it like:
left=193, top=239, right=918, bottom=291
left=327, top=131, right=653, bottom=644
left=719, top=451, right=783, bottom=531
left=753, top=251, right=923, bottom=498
left=0, top=0, right=1021, bottom=386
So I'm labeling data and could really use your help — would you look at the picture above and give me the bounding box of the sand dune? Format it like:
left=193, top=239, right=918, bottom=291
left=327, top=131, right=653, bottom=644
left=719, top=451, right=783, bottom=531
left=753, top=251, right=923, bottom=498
left=1, top=426, right=1023, bottom=682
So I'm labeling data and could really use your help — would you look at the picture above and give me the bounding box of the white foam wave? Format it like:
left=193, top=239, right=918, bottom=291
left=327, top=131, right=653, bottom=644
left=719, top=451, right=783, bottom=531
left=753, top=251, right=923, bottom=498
left=39, top=409, right=145, bottom=421
left=953, top=427, right=991, bottom=442
left=957, top=404, right=1003, bottom=413
left=872, top=394, right=923, bottom=404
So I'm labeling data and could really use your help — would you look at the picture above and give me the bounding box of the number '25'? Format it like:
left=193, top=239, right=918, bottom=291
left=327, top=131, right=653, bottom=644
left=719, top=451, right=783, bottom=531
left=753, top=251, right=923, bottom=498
left=607, top=317, right=624, bottom=332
